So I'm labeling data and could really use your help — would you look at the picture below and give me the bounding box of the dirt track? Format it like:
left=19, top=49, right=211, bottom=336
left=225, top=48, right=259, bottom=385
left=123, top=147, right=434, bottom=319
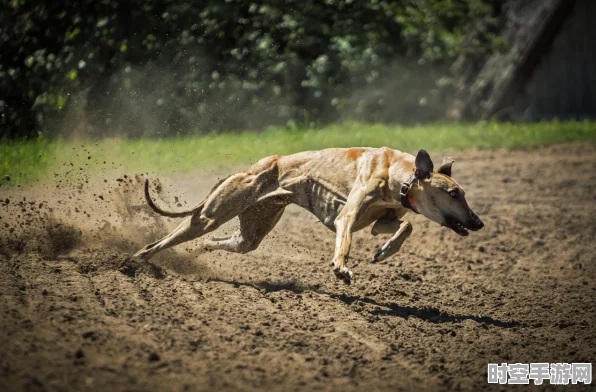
left=1, top=144, right=595, bottom=391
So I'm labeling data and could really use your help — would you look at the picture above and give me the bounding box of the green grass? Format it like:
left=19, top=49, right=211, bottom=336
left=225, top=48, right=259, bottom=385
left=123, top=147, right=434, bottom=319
left=2, top=121, right=595, bottom=186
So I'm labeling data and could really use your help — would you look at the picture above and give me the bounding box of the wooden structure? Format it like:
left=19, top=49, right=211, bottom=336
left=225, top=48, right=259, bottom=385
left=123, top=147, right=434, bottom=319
left=449, top=0, right=596, bottom=120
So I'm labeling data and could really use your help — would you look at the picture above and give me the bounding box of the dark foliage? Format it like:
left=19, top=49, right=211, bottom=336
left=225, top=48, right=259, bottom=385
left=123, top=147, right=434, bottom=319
left=0, top=0, right=502, bottom=138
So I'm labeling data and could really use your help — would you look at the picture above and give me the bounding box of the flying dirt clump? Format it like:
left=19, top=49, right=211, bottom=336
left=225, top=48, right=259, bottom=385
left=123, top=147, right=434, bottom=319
left=0, top=194, right=81, bottom=257
left=45, top=221, right=83, bottom=257
left=0, top=207, right=82, bottom=259
left=0, top=168, right=209, bottom=284
left=118, top=256, right=166, bottom=279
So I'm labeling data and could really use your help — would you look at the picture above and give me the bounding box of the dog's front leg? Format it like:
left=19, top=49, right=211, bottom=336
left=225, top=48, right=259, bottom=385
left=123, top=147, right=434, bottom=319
left=372, top=220, right=412, bottom=262
left=332, top=182, right=379, bottom=284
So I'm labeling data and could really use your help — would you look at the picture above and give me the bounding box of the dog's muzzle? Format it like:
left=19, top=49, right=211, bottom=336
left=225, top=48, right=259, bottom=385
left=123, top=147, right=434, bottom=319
left=445, top=213, right=484, bottom=236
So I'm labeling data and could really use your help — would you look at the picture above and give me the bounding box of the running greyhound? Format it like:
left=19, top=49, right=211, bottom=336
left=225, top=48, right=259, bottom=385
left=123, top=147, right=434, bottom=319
left=134, top=148, right=484, bottom=284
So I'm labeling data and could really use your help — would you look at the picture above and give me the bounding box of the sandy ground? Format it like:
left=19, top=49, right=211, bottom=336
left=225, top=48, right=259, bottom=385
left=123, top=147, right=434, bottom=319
left=0, top=144, right=595, bottom=392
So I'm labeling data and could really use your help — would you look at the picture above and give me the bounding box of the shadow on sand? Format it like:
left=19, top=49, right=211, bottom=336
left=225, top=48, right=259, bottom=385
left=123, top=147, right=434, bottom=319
left=206, top=277, right=523, bottom=329
left=329, top=293, right=523, bottom=328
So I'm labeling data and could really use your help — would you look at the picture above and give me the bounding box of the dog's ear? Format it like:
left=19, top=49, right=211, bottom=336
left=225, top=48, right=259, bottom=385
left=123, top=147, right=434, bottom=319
left=438, top=157, right=454, bottom=177
left=415, top=149, right=434, bottom=177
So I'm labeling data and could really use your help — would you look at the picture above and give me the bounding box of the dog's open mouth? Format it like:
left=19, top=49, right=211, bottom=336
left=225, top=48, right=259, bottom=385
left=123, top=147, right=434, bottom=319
left=445, top=218, right=469, bottom=236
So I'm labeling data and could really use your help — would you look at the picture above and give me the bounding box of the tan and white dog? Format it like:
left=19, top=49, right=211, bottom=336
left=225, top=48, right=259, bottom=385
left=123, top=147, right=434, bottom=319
left=134, top=148, right=484, bottom=284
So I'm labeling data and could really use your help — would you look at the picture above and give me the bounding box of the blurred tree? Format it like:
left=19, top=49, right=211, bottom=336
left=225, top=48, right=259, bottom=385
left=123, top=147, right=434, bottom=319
left=0, top=0, right=502, bottom=138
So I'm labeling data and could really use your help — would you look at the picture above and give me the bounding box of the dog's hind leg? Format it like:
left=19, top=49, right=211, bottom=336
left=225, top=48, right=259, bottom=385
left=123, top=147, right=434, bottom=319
left=135, top=155, right=288, bottom=261
left=203, top=199, right=286, bottom=254
left=134, top=213, right=219, bottom=260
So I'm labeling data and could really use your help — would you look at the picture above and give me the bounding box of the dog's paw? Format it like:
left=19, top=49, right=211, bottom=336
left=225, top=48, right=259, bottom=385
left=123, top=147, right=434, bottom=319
left=333, top=267, right=353, bottom=285
left=373, top=248, right=387, bottom=263
left=131, top=250, right=148, bottom=262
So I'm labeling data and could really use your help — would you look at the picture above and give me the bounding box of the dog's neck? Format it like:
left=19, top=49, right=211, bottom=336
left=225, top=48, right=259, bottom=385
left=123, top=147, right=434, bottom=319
left=388, top=164, right=420, bottom=205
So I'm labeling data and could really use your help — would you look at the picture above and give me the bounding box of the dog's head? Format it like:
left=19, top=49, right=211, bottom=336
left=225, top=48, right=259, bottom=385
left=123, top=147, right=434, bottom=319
left=408, top=150, right=484, bottom=236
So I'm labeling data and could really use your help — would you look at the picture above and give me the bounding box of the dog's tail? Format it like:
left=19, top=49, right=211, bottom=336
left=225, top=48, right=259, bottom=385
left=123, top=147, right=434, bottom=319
left=143, top=174, right=195, bottom=218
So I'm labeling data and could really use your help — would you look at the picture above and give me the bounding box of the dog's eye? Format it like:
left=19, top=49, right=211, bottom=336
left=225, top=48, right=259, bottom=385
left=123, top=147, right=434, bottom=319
left=449, top=190, right=459, bottom=198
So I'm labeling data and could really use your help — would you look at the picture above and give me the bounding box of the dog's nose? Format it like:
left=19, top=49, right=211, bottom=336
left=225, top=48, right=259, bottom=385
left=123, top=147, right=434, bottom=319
left=469, top=212, right=484, bottom=230
left=475, top=218, right=484, bottom=230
